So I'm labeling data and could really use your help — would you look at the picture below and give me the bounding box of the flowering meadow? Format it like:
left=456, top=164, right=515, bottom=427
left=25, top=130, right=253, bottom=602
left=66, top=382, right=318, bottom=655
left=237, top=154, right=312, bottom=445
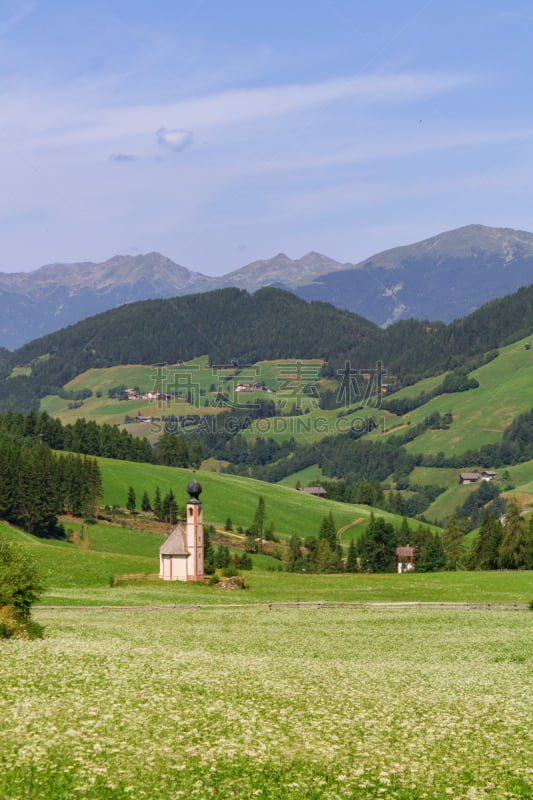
left=1, top=608, right=532, bottom=799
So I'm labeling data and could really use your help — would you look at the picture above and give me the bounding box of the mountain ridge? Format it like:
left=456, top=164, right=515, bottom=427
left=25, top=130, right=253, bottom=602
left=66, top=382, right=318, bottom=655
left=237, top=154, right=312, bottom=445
left=1, top=223, right=533, bottom=349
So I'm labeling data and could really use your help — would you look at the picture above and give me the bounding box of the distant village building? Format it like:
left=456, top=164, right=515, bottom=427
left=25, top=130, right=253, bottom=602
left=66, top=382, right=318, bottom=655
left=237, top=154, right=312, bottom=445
left=159, top=479, right=204, bottom=581
left=235, top=382, right=267, bottom=392
left=146, top=391, right=171, bottom=402
left=395, top=546, right=415, bottom=573
left=459, top=472, right=481, bottom=485
left=481, top=471, right=498, bottom=482
left=297, top=485, right=327, bottom=498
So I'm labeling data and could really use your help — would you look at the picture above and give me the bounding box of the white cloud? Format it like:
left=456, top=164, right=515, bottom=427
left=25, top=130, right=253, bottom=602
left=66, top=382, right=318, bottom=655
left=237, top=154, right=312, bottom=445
left=3, top=70, right=474, bottom=153
left=156, top=127, right=193, bottom=151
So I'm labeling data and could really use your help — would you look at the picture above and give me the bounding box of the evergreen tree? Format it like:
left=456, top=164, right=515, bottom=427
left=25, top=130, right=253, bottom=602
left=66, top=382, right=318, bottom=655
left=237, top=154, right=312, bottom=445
left=442, top=515, right=465, bottom=570
left=203, top=524, right=216, bottom=574
left=238, top=552, right=253, bottom=570
left=345, top=538, right=358, bottom=572
left=318, top=512, right=337, bottom=550
left=526, top=515, right=533, bottom=569
left=469, top=514, right=503, bottom=570
left=162, top=489, right=178, bottom=524
left=286, top=535, right=303, bottom=572
left=315, top=538, right=337, bottom=573
left=190, top=439, right=203, bottom=469
left=245, top=524, right=258, bottom=553
left=214, top=545, right=231, bottom=569
left=126, top=486, right=136, bottom=513
left=499, top=500, right=528, bottom=569
left=141, top=490, right=151, bottom=512
left=156, top=432, right=190, bottom=467
left=417, top=530, right=447, bottom=572
left=356, top=514, right=397, bottom=573
left=397, top=517, right=411, bottom=546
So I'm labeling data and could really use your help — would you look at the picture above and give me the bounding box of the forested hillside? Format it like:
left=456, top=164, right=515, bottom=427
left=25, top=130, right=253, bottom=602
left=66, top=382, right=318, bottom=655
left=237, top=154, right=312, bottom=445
left=0, top=282, right=532, bottom=415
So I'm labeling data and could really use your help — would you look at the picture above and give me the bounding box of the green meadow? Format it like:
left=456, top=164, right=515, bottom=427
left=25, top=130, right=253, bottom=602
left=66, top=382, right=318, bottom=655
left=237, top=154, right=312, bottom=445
left=2, top=479, right=533, bottom=798
left=397, top=335, right=533, bottom=456
left=2, top=607, right=532, bottom=799
left=277, top=462, right=326, bottom=487
left=40, top=357, right=323, bottom=427
left=2, top=514, right=532, bottom=607
left=97, top=458, right=431, bottom=544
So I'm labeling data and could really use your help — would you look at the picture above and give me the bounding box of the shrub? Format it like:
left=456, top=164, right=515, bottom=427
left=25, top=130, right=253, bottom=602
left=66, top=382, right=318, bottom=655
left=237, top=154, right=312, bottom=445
left=0, top=540, right=43, bottom=628
left=221, top=565, right=240, bottom=578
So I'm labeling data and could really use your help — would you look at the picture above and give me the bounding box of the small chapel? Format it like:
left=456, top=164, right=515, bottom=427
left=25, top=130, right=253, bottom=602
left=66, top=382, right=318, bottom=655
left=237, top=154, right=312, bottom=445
left=159, top=478, right=204, bottom=581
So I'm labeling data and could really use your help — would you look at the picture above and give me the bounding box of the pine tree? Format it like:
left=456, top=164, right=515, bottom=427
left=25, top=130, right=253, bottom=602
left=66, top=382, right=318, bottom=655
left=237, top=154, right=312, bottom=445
left=442, top=515, right=465, bottom=570
left=162, top=489, right=178, bottom=524
left=397, top=517, right=411, bottom=546
left=215, top=545, right=231, bottom=568
left=356, top=514, right=397, bottom=573
left=499, top=500, right=528, bottom=569
left=141, top=490, right=151, bottom=512
left=315, top=538, right=335, bottom=573
left=318, top=512, right=337, bottom=549
left=203, top=524, right=216, bottom=574
left=245, top=525, right=258, bottom=553
left=417, top=531, right=446, bottom=572
left=190, top=439, right=203, bottom=469
left=126, top=486, right=136, bottom=513
left=286, top=535, right=303, bottom=572
left=469, top=514, right=503, bottom=570
left=345, top=538, right=358, bottom=572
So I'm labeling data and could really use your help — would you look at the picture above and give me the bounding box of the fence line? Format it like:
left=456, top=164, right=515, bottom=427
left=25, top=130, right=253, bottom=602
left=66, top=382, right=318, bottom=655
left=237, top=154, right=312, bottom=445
left=34, top=600, right=530, bottom=613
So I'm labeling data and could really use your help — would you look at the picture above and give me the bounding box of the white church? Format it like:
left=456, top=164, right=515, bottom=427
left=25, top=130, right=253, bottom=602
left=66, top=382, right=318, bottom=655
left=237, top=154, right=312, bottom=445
left=159, top=478, right=205, bottom=581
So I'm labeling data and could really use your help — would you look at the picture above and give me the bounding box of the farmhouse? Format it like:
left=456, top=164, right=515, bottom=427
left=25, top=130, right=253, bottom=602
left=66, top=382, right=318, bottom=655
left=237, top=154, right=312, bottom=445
left=459, top=472, right=480, bottom=485
left=159, top=479, right=204, bottom=581
left=481, top=471, right=498, bottom=482
left=297, top=485, right=327, bottom=497
left=395, top=545, right=415, bottom=573
left=146, top=391, right=171, bottom=401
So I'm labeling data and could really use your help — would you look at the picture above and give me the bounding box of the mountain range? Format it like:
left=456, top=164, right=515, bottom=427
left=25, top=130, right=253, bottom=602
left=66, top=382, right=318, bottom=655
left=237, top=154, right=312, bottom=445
left=1, top=224, right=532, bottom=350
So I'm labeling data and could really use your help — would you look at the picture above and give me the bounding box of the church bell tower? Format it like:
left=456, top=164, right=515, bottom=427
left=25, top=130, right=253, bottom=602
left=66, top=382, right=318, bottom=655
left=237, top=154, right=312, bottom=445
left=185, top=478, right=204, bottom=580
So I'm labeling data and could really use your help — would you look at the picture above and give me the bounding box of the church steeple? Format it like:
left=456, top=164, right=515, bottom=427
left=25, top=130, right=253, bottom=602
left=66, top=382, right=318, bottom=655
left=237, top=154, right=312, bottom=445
left=186, top=477, right=202, bottom=504
left=185, top=478, right=204, bottom=580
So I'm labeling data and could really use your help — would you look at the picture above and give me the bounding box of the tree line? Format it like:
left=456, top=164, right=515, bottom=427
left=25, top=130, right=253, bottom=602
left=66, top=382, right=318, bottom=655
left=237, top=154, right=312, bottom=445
left=0, top=436, right=101, bottom=537
left=286, top=504, right=533, bottom=575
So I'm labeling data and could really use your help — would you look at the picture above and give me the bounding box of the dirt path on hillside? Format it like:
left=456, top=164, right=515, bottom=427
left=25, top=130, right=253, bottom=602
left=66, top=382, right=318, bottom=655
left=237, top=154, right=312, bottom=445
left=336, top=518, right=364, bottom=542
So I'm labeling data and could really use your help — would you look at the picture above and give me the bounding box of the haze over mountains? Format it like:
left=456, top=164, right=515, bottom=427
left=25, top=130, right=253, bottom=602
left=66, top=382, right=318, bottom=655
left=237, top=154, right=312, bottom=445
left=1, top=224, right=532, bottom=350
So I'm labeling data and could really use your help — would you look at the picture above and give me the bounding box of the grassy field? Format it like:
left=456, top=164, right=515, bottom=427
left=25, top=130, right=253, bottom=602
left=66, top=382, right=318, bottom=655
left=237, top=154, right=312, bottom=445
left=397, top=335, right=533, bottom=456
left=1, top=607, right=532, bottom=799
left=277, top=462, right=326, bottom=487
left=97, top=459, right=425, bottom=545
left=40, top=357, right=322, bottom=427
left=3, top=514, right=533, bottom=607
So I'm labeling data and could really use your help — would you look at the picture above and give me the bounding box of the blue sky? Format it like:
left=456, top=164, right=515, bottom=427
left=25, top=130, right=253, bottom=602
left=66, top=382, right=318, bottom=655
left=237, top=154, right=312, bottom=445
left=1, top=0, right=533, bottom=274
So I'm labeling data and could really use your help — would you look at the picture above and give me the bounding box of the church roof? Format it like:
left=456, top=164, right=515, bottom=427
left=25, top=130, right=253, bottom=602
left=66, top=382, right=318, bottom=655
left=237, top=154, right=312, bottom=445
left=159, top=524, right=189, bottom=556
